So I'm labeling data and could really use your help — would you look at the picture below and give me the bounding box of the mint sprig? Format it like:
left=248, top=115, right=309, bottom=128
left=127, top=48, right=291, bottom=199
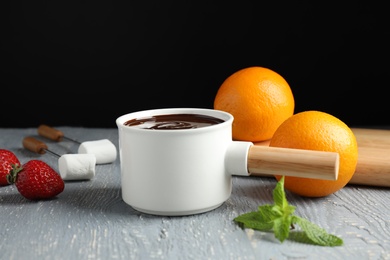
left=234, top=176, right=343, bottom=246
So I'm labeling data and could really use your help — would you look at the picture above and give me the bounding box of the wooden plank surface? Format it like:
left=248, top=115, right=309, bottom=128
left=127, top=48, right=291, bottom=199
left=0, top=127, right=389, bottom=259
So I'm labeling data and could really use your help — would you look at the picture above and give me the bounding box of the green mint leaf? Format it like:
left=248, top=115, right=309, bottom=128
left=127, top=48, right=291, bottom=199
left=273, top=215, right=292, bottom=242
left=234, top=211, right=273, bottom=231
left=233, top=176, right=344, bottom=246
left=273, top=176, right=288, bottom=209
left=292, top=216, right=344, bottom=246
left=273, top=176, right=296, bottom=216
left=259, top=204, right=281, bottom=222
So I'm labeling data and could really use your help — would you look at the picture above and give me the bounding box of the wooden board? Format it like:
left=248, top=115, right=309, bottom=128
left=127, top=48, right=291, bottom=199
left=350, top=128, right=390, bottom=187
left=254, top=128, right=390, bottom=187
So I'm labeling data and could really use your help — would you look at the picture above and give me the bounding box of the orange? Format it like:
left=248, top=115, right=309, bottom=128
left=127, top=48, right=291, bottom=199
left=270, top=110, right=358, bottom=197
left=214, top=66, right=295, bottom=142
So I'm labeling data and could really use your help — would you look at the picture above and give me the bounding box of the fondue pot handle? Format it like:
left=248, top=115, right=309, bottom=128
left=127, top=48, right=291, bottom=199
left=247, top=145, right=339, bottom=180
left=226, top=142, right=339, bottom=181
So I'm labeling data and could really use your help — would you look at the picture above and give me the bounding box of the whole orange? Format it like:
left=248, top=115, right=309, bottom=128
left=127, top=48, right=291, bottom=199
left=214, top=66, right=295, bottom=142
left=270, top=110, right=358, bottom=197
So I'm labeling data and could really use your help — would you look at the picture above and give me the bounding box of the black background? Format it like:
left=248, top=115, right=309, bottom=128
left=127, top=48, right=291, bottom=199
left=3, top=2, right=389, bottom=128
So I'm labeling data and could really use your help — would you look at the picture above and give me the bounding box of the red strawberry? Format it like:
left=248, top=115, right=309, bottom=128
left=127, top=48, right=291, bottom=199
left=0, top=149, right=21, bottom=186
left=7, top=159, right=64, bottom=200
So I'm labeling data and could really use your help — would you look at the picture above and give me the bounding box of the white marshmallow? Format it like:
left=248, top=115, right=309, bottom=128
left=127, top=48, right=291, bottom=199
left=58, top=154, right=96, bottom=180
left=78, top=139, right=117, bottom=164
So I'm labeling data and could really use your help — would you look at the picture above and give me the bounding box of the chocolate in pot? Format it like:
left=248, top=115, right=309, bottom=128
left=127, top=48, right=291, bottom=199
left=124, top=114, right=224, bottom=130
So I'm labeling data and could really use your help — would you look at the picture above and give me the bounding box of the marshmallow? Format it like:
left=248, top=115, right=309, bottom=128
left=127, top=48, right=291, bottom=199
left=58, top=154, right=96, bottom=181
left=78, top=139, right=117, bottom=164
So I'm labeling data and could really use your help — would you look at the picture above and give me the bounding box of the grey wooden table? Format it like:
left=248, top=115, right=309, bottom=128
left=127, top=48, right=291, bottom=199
left=1, top=127, right=389, bottom=260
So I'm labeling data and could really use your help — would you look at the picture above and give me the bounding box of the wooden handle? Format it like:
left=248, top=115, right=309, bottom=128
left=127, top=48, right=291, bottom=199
left=248, top=146, right=339, bottom=180
left=22, top=136, right=48, bottom=154
left=37, top=124, right=64, bottom=142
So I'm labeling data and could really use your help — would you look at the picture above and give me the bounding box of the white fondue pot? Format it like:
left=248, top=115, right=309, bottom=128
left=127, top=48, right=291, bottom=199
left=116, top=108, right=338, bottom=216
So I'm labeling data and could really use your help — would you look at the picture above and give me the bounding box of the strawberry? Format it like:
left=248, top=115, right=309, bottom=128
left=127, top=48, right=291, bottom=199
left=7, top=159, right=64, bottom=200
left=0, top=149, right=21, bottom=186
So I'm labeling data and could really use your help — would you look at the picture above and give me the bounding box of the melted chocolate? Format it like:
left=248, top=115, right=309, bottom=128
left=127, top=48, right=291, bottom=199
left=124, top=113, right=224, bottom=130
